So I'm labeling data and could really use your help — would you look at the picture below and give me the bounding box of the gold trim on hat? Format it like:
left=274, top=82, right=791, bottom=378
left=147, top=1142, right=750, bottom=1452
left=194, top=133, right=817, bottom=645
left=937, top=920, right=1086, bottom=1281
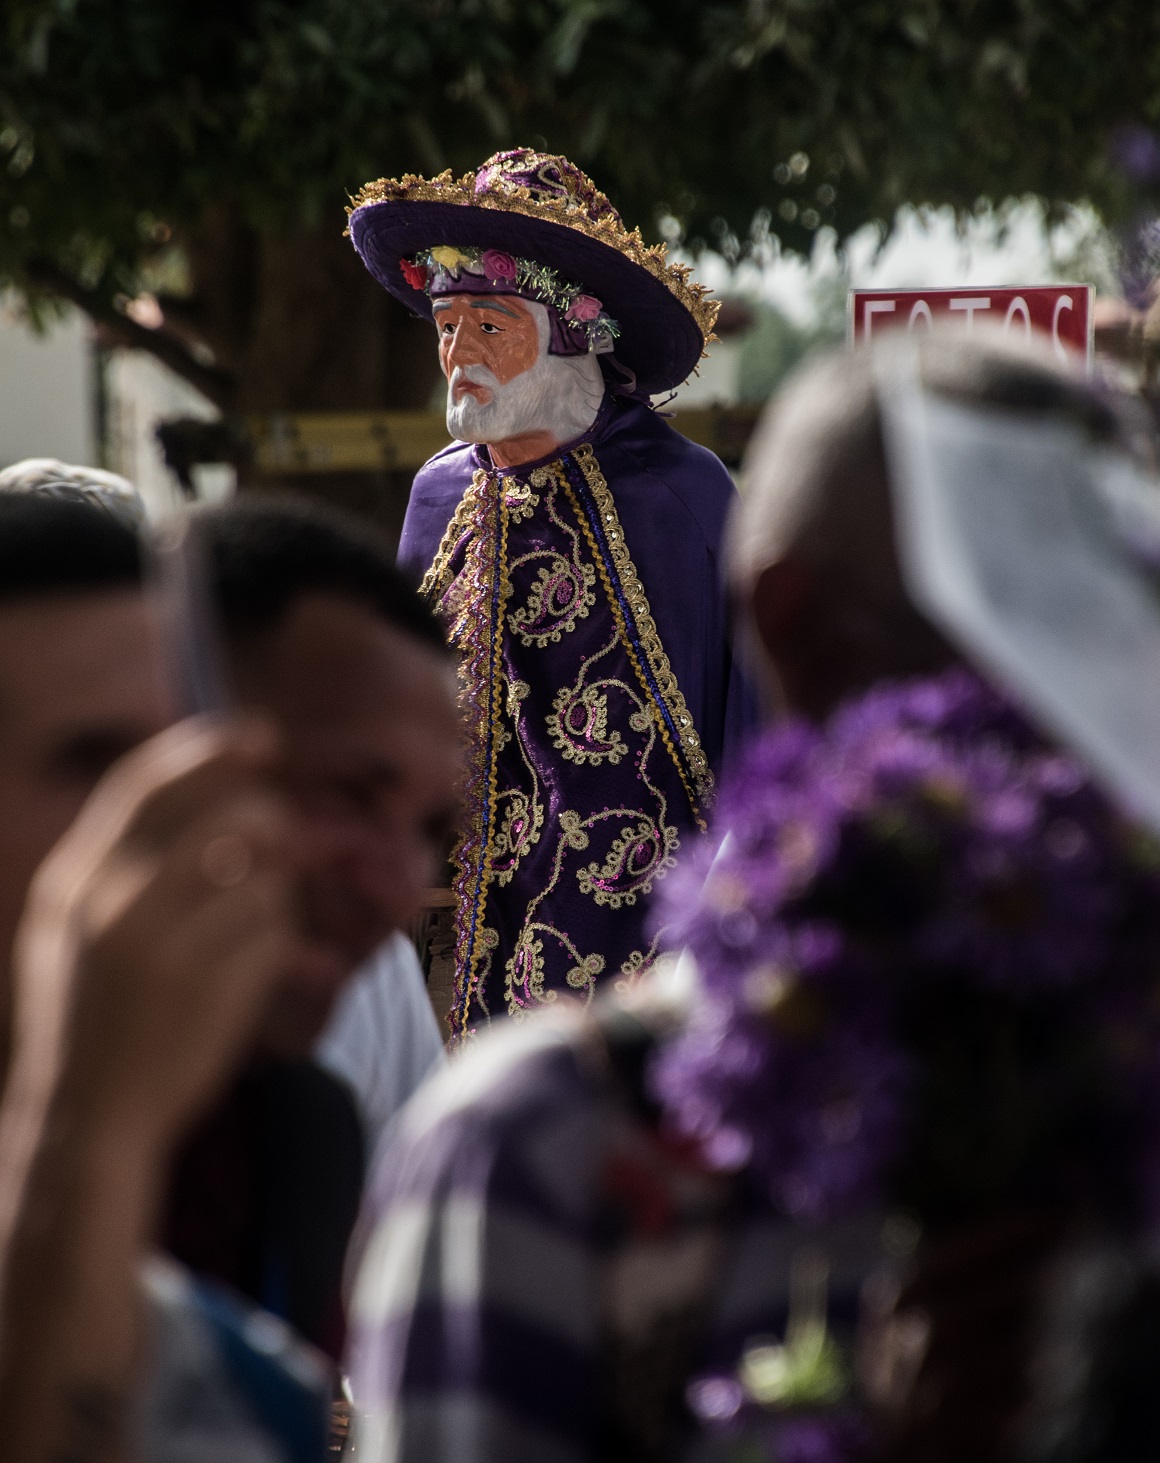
left=347, top=167, right=720, bottom=347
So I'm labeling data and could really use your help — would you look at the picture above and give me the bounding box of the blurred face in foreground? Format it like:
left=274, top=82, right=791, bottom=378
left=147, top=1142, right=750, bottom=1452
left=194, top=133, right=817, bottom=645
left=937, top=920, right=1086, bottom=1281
left=0, top=583, right=460, bottom=1071
left=0, top=589, right=173, bottom=1065
left=230, top=593, right=461, bottom=1053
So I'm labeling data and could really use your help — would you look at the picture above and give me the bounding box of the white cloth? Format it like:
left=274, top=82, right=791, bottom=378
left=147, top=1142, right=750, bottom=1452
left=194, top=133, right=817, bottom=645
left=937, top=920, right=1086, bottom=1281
left=315, top=932, right=446, bottom=1165
left=879, top=360, right=1160, bottom=835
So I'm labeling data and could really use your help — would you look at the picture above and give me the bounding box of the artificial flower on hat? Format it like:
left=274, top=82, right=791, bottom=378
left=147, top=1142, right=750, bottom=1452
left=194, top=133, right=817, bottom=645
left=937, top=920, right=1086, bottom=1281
left=399, top=241, right=621, bottom=353
left=347, top=146, right=717, bottom=393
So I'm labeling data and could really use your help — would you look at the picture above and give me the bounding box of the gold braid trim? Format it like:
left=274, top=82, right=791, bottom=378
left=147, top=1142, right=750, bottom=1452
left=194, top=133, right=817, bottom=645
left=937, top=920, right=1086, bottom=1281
left=418, top=470, right=484, bottom=606
left=347, top=169, right=719, bottom=346
left=421, top=469, right=513, bottom=1042
left=561, top=446, right=714, bottom=826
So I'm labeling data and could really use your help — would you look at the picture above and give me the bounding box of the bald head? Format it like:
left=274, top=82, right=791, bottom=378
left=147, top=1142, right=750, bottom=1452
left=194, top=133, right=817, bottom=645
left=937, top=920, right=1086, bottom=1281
left=731, top=328, right=1136, bottom=719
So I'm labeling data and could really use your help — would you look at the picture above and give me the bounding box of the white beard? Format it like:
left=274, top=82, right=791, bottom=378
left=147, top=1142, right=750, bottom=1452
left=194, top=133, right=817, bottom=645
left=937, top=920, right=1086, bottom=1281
left=444, top=302, right=605, bottom=447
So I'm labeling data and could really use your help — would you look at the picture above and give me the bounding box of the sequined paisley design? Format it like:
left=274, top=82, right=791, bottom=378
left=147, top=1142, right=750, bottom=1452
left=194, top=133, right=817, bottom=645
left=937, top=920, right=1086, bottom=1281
left=421, top=442, right=713, bottom=1041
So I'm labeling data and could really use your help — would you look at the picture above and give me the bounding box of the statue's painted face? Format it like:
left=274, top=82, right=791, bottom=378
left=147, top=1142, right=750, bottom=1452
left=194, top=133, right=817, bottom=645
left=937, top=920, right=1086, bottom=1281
left=434, top=294, right=541, bottom=405
left=433, top=291, right=606, bottom=461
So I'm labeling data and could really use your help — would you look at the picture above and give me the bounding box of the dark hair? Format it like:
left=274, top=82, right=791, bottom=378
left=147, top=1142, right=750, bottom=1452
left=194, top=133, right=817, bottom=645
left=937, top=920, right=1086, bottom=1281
left=200, top=495, right=447, bottom=654
left=0, top=492, right=141, bottom=602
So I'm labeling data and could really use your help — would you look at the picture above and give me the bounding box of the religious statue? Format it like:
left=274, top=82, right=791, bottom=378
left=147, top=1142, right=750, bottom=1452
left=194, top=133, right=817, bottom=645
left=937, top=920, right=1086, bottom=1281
left=348, top=148, right=753, bottom=1040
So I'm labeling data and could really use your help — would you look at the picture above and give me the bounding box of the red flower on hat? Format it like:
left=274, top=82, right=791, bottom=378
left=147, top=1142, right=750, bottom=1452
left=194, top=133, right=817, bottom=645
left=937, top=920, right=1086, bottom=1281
left=566, top=294, right=603, bottom=323
left=482, top=249, right=518, bottom=283
left=400, top=257, right=429, bottom=291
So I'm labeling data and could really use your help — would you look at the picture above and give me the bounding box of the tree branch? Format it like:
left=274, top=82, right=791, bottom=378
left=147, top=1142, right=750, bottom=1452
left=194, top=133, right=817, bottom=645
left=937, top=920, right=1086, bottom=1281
left=22, top=259, right=237, bottom=413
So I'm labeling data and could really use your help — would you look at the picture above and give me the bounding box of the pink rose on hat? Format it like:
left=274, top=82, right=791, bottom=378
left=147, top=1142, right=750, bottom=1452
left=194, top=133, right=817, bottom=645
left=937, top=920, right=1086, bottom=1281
left=482, top=249, right=518, bottom=283
left=566, top=294, right=603, bottom=323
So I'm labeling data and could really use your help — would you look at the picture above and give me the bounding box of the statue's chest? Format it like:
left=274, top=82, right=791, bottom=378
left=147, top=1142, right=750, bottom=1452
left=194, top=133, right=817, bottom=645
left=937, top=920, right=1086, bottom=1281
left=421, top=446, right=715, bottom=1034
left=423, top=447, right=713, bottom=825
left=503, top=470, right=602, bottom=652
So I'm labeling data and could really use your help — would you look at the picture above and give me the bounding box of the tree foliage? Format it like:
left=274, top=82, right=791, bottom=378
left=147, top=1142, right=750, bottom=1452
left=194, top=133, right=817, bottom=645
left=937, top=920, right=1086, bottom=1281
left=1, top=0, right=1157, bottom=416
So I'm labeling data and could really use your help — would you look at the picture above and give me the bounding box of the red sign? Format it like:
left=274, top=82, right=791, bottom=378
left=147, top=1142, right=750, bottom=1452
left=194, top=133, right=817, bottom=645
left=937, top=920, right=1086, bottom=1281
left=848, top=285, right=1093, bottom=363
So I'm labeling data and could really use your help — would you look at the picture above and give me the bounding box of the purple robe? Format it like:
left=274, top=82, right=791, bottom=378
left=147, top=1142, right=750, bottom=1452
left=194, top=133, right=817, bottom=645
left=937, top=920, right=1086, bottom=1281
left=399, top=394, right=755, bottom=1038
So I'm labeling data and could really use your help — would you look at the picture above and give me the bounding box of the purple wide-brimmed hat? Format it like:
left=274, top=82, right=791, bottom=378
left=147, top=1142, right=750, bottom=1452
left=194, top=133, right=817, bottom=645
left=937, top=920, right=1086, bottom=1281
left=346, top=148, right=719, bottom=396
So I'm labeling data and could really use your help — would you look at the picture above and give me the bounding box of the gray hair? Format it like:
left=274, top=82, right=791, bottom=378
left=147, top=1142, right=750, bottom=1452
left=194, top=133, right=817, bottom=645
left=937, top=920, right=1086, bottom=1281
left=731, top=327, right=1138, bottom=596
left=0, top=458, right=145, bottom=531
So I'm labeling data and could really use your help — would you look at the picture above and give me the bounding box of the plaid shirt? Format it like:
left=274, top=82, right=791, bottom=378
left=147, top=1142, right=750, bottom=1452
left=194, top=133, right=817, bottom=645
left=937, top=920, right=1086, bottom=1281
left=346, top=999, right=882, bottom=1463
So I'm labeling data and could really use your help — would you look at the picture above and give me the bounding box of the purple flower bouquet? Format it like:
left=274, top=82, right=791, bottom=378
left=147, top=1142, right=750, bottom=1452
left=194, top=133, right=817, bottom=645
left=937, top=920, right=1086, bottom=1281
left=652, top=668, right=1160, bottom=1458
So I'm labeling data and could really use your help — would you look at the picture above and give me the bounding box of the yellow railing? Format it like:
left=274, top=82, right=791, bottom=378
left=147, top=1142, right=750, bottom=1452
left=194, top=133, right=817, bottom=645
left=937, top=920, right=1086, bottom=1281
left=246, top=405, right=762, bottom=474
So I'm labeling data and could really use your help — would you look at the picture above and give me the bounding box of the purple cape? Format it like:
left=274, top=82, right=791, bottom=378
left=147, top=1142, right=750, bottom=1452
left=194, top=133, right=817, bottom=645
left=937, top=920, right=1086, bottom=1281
left=400, top=394, right=757, bottom=1036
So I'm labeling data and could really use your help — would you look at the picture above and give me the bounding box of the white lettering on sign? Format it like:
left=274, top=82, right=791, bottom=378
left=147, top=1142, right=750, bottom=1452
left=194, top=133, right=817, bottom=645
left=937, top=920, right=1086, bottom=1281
left=1003, top=296, right=1031, bottom=338
left=862, top=299, right=896, bottom=340
left=1051, top=294, right=1074, bottom=361
left=948, top=297, right=992, bottom=330
left=848, top=285, right=1092, bottom=364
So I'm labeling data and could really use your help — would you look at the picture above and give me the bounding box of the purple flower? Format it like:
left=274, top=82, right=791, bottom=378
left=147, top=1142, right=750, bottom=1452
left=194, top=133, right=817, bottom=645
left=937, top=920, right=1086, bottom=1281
left=770, top=1415, right=862, bottom=1463
left=650, top=667, right=1160, bottom=1227
left=652, top=998, right=913, bottom=1219
left=687, top=1374, right=744, bottom=1424
left=1119, top=215, right=1160, bottom=310
left=767, top=1413, right=869, bottom=1463
left=1112, top=126, right=1160, bottom=184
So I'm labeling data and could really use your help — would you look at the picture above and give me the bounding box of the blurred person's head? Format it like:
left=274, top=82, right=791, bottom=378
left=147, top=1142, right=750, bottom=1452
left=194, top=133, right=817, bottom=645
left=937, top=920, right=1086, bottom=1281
left=0, top=485, right=459, bottom=1076
left=731, top=330, right=1135, bottom=720
left=202, top=497, right=460, bottom=1053
left=0, top=493, right=170, bottom=1070
left=0, top=457, right=146, bottom=530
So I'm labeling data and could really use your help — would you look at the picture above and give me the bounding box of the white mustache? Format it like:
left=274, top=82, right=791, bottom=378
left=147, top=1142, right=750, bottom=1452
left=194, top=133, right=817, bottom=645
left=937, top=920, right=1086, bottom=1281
left=449, top=364, right=500, bottom=395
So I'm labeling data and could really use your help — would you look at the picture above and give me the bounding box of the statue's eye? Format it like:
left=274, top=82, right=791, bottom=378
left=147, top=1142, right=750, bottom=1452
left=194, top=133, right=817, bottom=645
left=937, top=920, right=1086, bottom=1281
left=480, top=321, right=501, bottom=334
left=440, top=321, right=455, bottom=335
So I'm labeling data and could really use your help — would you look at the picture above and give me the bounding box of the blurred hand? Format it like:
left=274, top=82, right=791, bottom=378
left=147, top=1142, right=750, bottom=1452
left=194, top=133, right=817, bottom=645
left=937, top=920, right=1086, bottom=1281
left=6, top=716, right=319, bottom=1154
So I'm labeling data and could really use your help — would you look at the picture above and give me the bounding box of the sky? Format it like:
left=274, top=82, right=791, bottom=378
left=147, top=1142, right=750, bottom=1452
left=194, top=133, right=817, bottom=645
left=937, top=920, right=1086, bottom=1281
left=691, top=200, right=1116, bottom=327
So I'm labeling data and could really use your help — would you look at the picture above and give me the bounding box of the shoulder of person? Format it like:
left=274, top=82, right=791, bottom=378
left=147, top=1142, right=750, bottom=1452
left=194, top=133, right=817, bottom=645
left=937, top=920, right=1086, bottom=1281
left=370, top=978, right=688, bottom=1196
left=600, top=398, right=738, bottom=547
left=398, top=1006, right=598, bottom=1145
left=356, top=1005, right=634, bottom=1235
left=398, top=444, right=479, bottom=576
left=408, top=439, right=477, bottom=506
